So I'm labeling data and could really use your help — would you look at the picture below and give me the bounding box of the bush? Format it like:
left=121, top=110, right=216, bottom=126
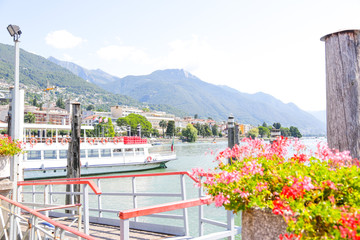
left=192, top=137, right=360, bottom=239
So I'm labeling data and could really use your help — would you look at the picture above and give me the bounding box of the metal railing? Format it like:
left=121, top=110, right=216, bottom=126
left=18, top=172, right=241, bottom=239
left=0, top=194, right=96, bottom=239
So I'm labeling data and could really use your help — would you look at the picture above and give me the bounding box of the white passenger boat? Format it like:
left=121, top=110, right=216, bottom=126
left=21, top=124, right=176, bottom=180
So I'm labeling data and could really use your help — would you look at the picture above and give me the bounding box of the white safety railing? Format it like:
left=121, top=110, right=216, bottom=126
left=19, top=172, right=241, bottom=239
left=0, top=193, right=96, bottom=239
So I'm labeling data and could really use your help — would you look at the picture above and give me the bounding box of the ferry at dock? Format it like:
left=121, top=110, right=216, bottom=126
left=21, top=124, right=176, bottom=179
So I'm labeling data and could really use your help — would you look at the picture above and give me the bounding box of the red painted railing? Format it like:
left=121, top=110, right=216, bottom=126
left=119, top=197, right=213, bottom=220
left=18, top=180, right=102, bottom=195
left=0, top=194, right=96, bottom=240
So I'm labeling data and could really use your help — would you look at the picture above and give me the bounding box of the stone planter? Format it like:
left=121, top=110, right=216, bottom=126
left=0, top=156, right=10, bottom=179
left=242, top=208, right=288, bottom=240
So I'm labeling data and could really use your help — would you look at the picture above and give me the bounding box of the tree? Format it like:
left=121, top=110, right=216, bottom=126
left=290, top=126, right=302, bottom=138
left=202, top=125, right=212, bottom=137
left=116, top=118, right=128, bottom=127
left=151, top=128, right=160, bottom=137
left=159, top=120, right=167, bottom=137
left=212, top=124, right=219, bottom=136
left=182, top=124, right=198, bottom=142
left=116, top=114, right=152, bottom=137
left=107, top=118, right=115, bottom=137
left=273, top=122, right=281, bottom=129
left=32, top=98, right=37, bottom=107
left=194, top=123, right=202, bottom=135
left=166, top=120, right=175, bottom=137
left=175, top=127, right=182, bottom=137
left=280, top=127, right=291, bottom=137
left=262, top=122, right=268, bottom=128
left=56, top=97, right=65, bottom=109
left=95, top=117, right=115, bottom=137
left=86, top=105, right=95, bottom=111
left=194, top=114, right=198, bottom=119
left=247, top=128, right=259, bottom=139
left=258, top=126, right=270, bottom=138
left=24, top=112, right=36, bottom=123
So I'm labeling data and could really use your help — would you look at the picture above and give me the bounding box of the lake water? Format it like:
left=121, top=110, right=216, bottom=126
left=94, top=137, right=327, bottom=237
left=25, top=138, right=327, bottom=237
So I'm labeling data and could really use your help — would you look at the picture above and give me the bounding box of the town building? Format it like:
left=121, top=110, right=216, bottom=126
left=110, top=106, right=143, bottom=118
left=24, top=105, right=70, bottom=125
left=142, top=111, right=175, bottom=132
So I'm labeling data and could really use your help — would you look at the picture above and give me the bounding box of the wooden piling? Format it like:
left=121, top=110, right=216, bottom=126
left=66, top=103, right=81, bottom=204
left=321, top=30, right=360, bottom=158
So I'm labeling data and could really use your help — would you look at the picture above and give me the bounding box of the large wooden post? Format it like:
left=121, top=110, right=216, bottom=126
left=66, top=103, right=81, bottom=204
left=321, top=30, right=360, bottom=159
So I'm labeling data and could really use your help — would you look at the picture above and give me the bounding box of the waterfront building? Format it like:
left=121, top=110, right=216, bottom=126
left=175, top=117, right=188, bottom=129
left=82, top=114, right=100, bottom=126
left=24, top=105, right=70, bottom=125
left=111, top=105, right=142, bottom=118
left=142, top=111, right=175, bottom=131
left=239, top=124, right=253, bottom=135
left=270, top=128, right=281, bottom=138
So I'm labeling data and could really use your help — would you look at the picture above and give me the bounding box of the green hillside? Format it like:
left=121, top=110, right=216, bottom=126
left=0, top=43, right=165, bottom=112
left=101, top=69, right=325, bottom=135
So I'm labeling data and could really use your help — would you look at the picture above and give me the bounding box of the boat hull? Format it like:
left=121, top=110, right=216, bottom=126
left=24, top=160, right=171, bottom=179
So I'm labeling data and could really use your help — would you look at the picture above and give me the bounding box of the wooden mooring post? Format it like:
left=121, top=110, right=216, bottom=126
left=321, top=30, right=360, bottom=159
left=227, top=115, right=239, bottom=161
left=66, top=102, right=81, bottom=204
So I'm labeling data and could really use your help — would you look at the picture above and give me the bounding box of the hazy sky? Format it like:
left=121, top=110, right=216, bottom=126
left=1, top=0, right=360, bottom=111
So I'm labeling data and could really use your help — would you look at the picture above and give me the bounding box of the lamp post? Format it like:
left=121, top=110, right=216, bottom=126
left=7, top=24, right=22, bottom=240
left=7, top=25, right=22, bottom=140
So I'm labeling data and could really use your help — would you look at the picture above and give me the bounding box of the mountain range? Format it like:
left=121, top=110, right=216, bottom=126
left=0, top=43, right=185, bottom=116
left=48, top=57, right=325, bottom=135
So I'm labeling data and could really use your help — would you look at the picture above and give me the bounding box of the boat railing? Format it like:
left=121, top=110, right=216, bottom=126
left=18, top=172, right=241, bottom=239
left=0, top=191, right=96, bottom=239
left=23, top=136, right=149, bottom=146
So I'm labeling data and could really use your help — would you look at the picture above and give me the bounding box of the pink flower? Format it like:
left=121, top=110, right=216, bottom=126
left=214, top=192, right=230, bottom=207
left=279, top=233, right=301, bottom=240
left=255, top=182, right=268, bottom=192
left=233, top=188, right=250, bottom=198
left=328, top=195, right=335, bottom=204
left=322, top=180, right=337, bottom=190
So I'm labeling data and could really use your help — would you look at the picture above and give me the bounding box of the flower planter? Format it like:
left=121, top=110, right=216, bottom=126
left=0, top=156, right=10, bottom=179
left=242, top=208, right=288, bottom=240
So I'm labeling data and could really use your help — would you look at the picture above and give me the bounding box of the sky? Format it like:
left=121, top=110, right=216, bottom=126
left=1, top=0, right=360, bottom=112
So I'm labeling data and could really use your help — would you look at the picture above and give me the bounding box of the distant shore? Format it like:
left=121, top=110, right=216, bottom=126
left=149, top=137, right=227, bottom=145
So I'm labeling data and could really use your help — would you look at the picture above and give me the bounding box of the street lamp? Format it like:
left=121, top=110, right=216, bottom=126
left=7, top=24, right=22, bottom=140
left=6, top=24, right=22, bottom=239
left=7, top=24, right=22, bottom=41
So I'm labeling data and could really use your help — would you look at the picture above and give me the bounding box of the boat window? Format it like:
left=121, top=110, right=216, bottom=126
left=59, top=150, right=68, bottom=159
left=124, top=148, right=133, bottom=156
left=44, top=150, right=57, bottom=160
left=101, top=149, right=111, bottom=157
left=27, top=151, right=41, bottom=160
left=80, top=150, right=86, bottom=158
left=113, top=149, right=123, bottom=156
left=135, top=148, right=144, bottom=155
left=88, top=149, right=99, bottom=158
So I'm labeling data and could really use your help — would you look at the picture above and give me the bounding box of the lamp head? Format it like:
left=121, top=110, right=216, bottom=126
left=7, top=25, right=21, bottom=40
